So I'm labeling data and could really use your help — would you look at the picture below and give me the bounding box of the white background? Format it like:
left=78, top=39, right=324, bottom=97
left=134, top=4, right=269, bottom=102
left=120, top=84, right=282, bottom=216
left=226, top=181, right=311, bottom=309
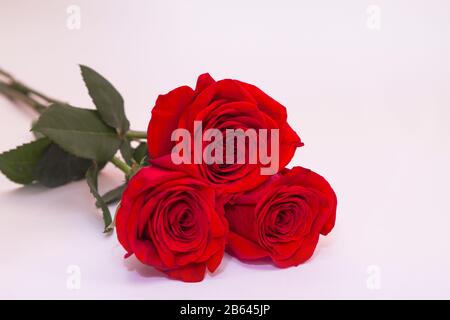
left=1, top=0, right=450, bottom=299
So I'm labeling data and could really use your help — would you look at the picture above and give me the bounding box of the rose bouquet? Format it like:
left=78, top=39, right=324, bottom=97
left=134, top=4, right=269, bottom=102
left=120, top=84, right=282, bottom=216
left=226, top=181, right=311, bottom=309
left=0, top=66, right=336, bottom=282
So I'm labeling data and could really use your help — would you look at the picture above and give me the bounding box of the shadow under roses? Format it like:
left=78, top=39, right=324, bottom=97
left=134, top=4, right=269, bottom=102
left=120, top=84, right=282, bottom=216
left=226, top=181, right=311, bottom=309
left=227, top=241, right=332, bottom=272
left=123, top=252, right=231, bottom=281
left=124, top=255, right=170, bottom=280
left=2, top=183, right=51, bottom=196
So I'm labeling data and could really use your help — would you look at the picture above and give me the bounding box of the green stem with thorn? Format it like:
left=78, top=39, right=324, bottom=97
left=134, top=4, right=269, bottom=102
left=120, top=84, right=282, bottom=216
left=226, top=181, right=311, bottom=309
left=110, top=156, right=132, bottom=176
left=0, top=67, right=64, bottom=113
left=125, top=130, right=147, bottom=140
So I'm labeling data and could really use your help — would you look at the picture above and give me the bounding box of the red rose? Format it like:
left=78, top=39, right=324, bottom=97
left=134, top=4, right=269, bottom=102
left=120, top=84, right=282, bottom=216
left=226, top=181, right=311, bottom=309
left=224, top=166, right=337, bottom=268
left=115, top=166, right=228, bottom=282
left=147, top=73, right=303, bottom=194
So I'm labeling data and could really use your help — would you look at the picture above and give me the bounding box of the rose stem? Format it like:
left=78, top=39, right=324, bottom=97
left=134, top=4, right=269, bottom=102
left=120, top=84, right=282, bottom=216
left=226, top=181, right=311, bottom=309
left=0, top=82, right=47, bottom=113
left=125, top=130, right=147, bottom=140
left=0, top=67, right=64, bottom=114
left=110, top=156, right=132, bottom=176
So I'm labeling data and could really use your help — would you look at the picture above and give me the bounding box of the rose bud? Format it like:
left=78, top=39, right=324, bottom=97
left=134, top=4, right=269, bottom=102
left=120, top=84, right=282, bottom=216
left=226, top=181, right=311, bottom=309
left=224, top=166, right=337, bottom=268
left=115, top=166, right=228, bottom=282
left=147, top=73, right=303, bottom=194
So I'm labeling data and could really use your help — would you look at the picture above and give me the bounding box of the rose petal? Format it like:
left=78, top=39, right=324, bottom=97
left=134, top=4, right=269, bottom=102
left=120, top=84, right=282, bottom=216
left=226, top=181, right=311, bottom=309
left=206, top=247, right=225, bottom=273
left=195, top=73, right=216, bottom=92
left=147, top=86, right=195, bottom=158
left=165, top=263, right=207, bottom=283
left=273, top=233, right=320, bottom=268
left=226, top=232, right=268, bottom=261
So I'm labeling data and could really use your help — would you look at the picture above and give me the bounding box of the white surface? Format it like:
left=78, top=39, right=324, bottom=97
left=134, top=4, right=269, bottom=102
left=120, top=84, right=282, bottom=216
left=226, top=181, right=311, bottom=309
left=1, top=0, right=450, bottom=299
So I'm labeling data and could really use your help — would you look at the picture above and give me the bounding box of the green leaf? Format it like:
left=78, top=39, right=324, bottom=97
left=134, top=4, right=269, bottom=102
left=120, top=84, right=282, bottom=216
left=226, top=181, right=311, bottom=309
left=32, top=103, right=122, bottom=162
left=120, top=139, right=134, bottom=165
left=133, top=142, right=148, bottom=164
left=33, top=143, right=92, bottom=188
left=86, top=163, right=113, bottom=233
left=0, top=138, right=51, bottom=184
left=95, top=183, right=126, bottom=207
left=80, top=65, right=130, bottom=135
